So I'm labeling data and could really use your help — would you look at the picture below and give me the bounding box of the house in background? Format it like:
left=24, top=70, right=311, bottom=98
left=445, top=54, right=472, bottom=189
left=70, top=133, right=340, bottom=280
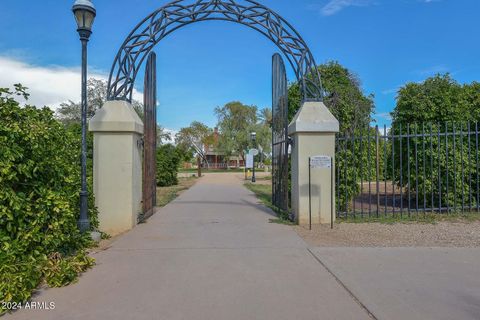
left=203, top=127, right=245, bottom=169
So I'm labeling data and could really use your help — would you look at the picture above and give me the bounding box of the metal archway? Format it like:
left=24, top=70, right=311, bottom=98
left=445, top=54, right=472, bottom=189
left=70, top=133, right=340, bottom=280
left=106, top=0, right=323, bottom=102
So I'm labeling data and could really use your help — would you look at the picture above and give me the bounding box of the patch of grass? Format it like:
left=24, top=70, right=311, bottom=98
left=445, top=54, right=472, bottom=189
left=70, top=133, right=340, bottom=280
left=244, top=182, right=293, bottom=224
left=179, top=168, right=245, bottom=173
left=156, top=177, right=198, bottom=207
left=338, top=211, right=480, bottom=224
left=268, top=218, right=296, bottom=225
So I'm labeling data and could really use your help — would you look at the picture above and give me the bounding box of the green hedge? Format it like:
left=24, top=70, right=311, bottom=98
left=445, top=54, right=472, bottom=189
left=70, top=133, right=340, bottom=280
left=0, top=86, right=97, bottom=309
left=156, top=144, right=181, bottom=187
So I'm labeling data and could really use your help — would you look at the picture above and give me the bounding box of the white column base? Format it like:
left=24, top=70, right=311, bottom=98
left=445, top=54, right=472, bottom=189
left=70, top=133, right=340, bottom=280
left=89, top=100, right=144, bottom=236
left=289, top=101, right=339, bottom=226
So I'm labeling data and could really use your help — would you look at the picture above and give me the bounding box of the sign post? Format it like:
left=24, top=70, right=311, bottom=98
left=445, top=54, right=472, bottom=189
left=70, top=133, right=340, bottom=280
left=248, top=149, right=259, bottom=183
left=308, top=155, right=334, bottom=230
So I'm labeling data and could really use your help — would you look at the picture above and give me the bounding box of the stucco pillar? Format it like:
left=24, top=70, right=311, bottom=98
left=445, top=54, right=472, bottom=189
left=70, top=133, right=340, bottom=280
left=89, top=100, right=144, bottom=236
left=288, top=101, right=339, bottom=226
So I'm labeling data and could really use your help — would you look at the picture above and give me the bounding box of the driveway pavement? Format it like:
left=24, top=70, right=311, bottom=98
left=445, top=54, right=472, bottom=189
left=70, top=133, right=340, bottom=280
left=6, top=173, right=480, bottom=320
left=309, top=247, right=480, bottom=320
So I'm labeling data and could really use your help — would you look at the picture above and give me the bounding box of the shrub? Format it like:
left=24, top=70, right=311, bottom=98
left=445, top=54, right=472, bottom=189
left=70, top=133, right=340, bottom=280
left=391, top=122, right=480, bottom=210
left=156, top=144, right=181, bottom=187
left=0, top=85, right=97, bottom=309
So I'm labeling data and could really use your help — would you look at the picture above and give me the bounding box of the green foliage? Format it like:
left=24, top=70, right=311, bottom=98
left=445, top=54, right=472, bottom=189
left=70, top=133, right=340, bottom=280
left=288, top=61, right=376, bottom=209
left=0, top=85, right=97, bottom=309
left=43, top=251, right=95, bottom=287
left=288, top=61, right=374, bottom=132
left=175, top=121, right=213, bottom=165
left=391, top=122, right=479, bottom=210
left=390, top=75, right=480, bottom=210
left=391, top=74, right=480, bottom=125
left=156, top=144, right=181, bottom=187
left=215, top=101, right=272, bottom=163
left=336, top=127, right=386, bottom=211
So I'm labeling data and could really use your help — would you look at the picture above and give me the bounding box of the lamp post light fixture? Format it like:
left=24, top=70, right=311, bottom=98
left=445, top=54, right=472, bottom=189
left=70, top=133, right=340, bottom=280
left=251, top=132, right=257, bottom=183
left=72, top=0, right=96, bottom=232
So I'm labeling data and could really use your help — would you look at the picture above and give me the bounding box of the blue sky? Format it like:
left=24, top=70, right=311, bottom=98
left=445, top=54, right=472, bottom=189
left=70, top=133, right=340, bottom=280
left=0, top=0, right=478, bottom=132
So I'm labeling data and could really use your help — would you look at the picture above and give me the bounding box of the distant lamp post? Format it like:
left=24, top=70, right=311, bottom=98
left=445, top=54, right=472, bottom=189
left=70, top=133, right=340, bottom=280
left=251, top=132, right=257, bottom=183
left=72, top=0, right=96, bottom=232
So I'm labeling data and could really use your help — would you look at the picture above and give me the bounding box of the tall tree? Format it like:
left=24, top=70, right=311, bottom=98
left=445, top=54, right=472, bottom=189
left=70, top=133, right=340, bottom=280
left=215, top=101, right=259, bottom=162
left=56, top=78, right=171, bottom=145
left=288, top=61, right=375, bottom=134
left=391, top=74, right=480, bottom=126
left=175, top=121, right=214, bottom=166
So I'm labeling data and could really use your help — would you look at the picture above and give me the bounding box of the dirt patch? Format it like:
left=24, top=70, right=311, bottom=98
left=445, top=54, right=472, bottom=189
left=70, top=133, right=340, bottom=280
left=295, top=221, right=480, bottom=247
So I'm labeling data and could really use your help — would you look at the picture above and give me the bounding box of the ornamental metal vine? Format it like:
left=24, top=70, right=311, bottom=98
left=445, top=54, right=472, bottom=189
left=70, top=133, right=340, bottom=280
left=107, top=0, right=323, bottom=102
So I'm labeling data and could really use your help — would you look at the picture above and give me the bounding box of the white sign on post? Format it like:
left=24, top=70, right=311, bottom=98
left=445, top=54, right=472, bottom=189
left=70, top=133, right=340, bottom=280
left=246, top=154, right=254, bottom=169
left=249, top=148, right=259, bottom=156
left=310, top=155, right=332, bottom=169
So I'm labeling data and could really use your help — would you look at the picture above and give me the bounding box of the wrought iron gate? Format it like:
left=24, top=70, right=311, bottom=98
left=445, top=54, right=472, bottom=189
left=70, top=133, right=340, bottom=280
left=141, top=52, right=157, bottom=221
left=272, top=53, right=289, bottom=213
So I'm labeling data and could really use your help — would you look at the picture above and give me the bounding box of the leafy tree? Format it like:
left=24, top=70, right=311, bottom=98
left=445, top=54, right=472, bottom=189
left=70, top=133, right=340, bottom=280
left=288, top=62, right=376, bottom=212
left=175, top=121, right=214, bottom=167
left=288, top=61, right=374, bottom=133
left=390, top=74, right=480, bottom=210
left=156, top=144, right=181, bottom=187
left=0, top=85, right=96, bottom=307
left=56, top=78, right=171, bottom=145
left=215, top=101, right=271, bottom=163
left=56, top=78, right=109, bottom=124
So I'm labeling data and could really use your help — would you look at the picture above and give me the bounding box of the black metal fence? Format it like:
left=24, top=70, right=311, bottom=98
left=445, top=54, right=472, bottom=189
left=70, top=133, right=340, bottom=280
left=335, top=122, right=480, bottom=219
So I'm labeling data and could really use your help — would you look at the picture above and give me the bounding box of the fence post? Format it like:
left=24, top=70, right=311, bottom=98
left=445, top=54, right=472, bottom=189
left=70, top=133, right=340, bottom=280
left=376, top=125, right=380, bottom=217
left=288, top=101, right=339, bottom=226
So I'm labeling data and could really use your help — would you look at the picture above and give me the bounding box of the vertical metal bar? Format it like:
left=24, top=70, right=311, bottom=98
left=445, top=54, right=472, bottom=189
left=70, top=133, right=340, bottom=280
left=360, top=129, right=364, bottom=217
left=78, top=38, right=90, bottom=232
left=384, top=125, right=388, bottom=216
left=309, top=157, right=311, bottom=230
left=376, top=125, right=380, bottom=218
left=445, top=122, right=449, bottom=214
left=422, top=123, right=426, bottom=215
left=331, top=163, right=334, bottom=229
left=345, top=135, right=348, bottom=217
left=430, top=123, right=434, bottom=214
left=336, top=135, right=340, bottom=218
left=438, top=124, right=442, bottom=213
left=400, top=124, right=404, bottom=217
left=415, top=124, right=419, bottom=215
left=407, top=123, right=411, bottom=217
left=368, top=127, right=372, bottom=216
left=476, top=122, right=479, bottom=213
left=392, top=125, right=396, bottom=217
left=352, top=129, right=356, bottom=219
left=461, top=122, right=465, bottom=214
left=468, top=122, right=472, bottom=210
left=453, top=122, right=457, bottom=213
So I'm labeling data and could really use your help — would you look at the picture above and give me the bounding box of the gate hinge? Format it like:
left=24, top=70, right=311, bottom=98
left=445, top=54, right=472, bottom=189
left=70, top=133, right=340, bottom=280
left=137, top=138, right=144, bottom=149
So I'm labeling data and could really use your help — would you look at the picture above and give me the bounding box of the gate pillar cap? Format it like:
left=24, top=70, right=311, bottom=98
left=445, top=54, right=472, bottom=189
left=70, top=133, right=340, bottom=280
left=288, top=101, right=339, bottom=135
left=89, top=100, right=144, bottom=134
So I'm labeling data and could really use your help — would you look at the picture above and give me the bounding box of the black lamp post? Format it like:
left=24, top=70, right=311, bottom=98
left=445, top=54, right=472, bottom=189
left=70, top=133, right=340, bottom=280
left=72, top=0, right=96, bottom=232
left=251, top=132, right=257, bottom=183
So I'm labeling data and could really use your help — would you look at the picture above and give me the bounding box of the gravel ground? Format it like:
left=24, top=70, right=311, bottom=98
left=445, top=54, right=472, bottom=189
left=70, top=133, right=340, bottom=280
left=295, top=221, right=480, bottom=247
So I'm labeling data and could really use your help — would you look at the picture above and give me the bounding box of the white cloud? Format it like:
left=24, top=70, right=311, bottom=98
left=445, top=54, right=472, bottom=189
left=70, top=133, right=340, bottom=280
left=0, top=55, right=143, bottom=111
left=320, top=0, right=375, bottom=16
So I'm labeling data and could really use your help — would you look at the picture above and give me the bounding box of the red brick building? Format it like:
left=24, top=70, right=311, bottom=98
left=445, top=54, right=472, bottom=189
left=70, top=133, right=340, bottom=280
left=203, top=128, right=245, bottom=169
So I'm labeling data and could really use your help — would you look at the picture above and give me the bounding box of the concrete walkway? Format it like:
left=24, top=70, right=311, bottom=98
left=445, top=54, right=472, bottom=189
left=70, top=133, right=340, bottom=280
left=8, top=173, right=480, bottom=319
left=7, top=173, right=370, bottom=320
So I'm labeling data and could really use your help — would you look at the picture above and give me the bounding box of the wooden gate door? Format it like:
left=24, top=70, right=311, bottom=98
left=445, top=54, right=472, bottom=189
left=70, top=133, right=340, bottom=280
left=142, top=52, right=157, bottom=221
